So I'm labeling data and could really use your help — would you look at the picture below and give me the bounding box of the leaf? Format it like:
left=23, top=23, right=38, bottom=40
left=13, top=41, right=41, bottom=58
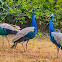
left=20, top=21, right=23, bottom=24
left=1, top=16, right=4, bottom=19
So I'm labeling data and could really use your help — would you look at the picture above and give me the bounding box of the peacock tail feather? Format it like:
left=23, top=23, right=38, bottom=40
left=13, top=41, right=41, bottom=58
left=11, top=42, right=17, bottom=48
left=0, top=27, right=6, bottom=35
left=0, top=27, right=18, bottom=35
left=14, top=42, right=17, bottom=45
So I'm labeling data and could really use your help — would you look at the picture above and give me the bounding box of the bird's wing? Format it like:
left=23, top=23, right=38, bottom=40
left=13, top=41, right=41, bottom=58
left=0, top=23, right=20, bottom=31
left=10, top=24, right=21, bottom=30
left=51, top=32, right=62, bottom=46
left=13, top=27, right=35, bottom=42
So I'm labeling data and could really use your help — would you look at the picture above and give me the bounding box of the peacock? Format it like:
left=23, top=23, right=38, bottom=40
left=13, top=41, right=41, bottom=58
left=11, top=9, right=37, bottom=52
left=49, top=14, right=62, bottom=58
left=0, top=23, right=21, bottom=48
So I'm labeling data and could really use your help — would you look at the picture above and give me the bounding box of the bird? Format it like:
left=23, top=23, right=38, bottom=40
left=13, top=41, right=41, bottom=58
left=11, top=9, right=37, bottom=52
left=0, top=23, right=21, bottom=49
left=49, top=14, right=62, bottom=58
left=0, top=23, right=21, bottom=31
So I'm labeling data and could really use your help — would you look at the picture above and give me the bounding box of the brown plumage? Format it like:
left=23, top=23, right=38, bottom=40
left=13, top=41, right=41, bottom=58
left=13, top=27, right=35, bottom=42
left=0, top=23, right=21, bottom=31
left=0, top=23, right=21, bottom=48
left=51, top=32, right=62, bottom=46
left=11, top=27, right=35, bottom=52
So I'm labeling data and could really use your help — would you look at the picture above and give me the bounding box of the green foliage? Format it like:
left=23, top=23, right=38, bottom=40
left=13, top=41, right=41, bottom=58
left=36, top=32, right=43, bottom=37
left=0, top=0, right=62, bottom=27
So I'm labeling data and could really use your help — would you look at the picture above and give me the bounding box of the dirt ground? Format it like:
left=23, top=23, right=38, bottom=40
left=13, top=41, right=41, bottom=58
left=0, top=35, right=62, bottom=62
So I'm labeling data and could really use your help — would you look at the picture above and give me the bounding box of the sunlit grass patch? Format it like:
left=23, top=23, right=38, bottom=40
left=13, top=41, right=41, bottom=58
left=0, top=35, right=62, bottom=62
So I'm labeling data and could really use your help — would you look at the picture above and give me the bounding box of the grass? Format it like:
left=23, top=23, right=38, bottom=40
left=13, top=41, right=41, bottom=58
left=0, top=35, right=62, bottom=62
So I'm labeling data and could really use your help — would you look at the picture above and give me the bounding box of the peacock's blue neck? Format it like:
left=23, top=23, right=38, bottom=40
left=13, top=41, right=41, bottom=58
left=49, top=16, right=55, bottom=38
left=49, top=16, right=58, bottom=38
left=31, top=10, right=37, bottom=31
left=49, top=16, right=55, bottom=31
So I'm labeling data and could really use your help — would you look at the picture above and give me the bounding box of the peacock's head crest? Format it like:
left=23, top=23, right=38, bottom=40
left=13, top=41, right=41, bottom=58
left=47, top=14, right=55, bottom=17
left=32, top=8, right=35, bottom=11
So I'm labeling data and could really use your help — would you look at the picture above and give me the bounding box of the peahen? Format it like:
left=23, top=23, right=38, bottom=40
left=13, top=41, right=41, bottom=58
left=11, top=9, right=37, bottom=52
left=49, top=14, right=62, bottom=58
left=0, top=23, right=21, bottom=48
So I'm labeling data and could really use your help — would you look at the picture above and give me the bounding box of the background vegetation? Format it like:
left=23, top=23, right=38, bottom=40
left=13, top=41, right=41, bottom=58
left=0, top=0, right=62, bottom=35
left=0, top=1, right=62, bottom=62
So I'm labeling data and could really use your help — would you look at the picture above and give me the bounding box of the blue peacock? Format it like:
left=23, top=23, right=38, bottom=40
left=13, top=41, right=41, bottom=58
left=11, top=9, right=37, bottom=52
left=0, top=23, right=21, bottom=48
left=49, top=14, right=62, bottom=58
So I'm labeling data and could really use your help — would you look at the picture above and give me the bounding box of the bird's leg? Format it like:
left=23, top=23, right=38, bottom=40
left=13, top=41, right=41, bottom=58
left=22, top=41, right=24, bottom=47
left=22, top=41, right=25, bottom=52
left=26, top=40, right=29, bottom=52
left=5, top=35, right=10, bottom=47
left=2, top=35, right=5, bottom=49
left=56, top=46, right=59, bottom=58
left=2, top=35, right=5, bottom=58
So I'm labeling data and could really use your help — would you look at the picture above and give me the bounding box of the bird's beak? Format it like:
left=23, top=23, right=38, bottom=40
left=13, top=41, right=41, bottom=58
left=52, top=13, right=55, bottom=16
left=47, top=13, right=54, bottom=17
